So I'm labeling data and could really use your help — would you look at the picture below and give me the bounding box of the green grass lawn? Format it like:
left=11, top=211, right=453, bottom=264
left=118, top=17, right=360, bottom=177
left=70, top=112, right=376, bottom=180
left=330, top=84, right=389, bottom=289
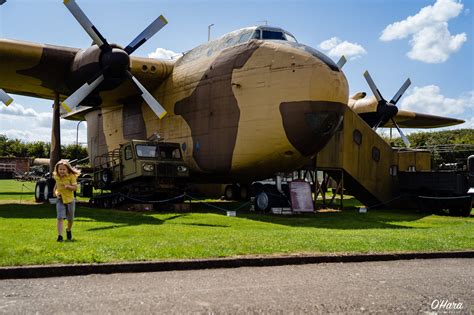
left=0, top=179, right=473, bottom=266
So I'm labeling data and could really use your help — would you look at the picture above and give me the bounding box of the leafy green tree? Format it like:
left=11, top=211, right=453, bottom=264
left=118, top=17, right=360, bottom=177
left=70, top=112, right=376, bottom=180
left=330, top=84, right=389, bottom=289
left=27, top=141, right=49, bottom=158
left=61, top=144, right=88, bottom=161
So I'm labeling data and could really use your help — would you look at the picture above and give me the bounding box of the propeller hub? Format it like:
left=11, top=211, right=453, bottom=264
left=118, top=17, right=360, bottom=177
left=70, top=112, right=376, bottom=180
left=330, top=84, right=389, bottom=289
left=101, top=48, right=130, bottom=78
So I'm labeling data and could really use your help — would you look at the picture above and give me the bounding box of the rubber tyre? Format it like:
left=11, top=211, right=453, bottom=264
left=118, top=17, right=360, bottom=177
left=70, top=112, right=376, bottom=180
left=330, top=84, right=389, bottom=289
left=44, top=178, right=55, bottom=201
left=224, top=185, right=238, bottom=200
left=255, top=192, right=270, bottom=212
left=251, top=182, right=264, bottom=196
left=239, top=185, right=249, bottom=200
left=35, top=180, right=46, bottom=202
left=101, top=169, right=112, bottom=186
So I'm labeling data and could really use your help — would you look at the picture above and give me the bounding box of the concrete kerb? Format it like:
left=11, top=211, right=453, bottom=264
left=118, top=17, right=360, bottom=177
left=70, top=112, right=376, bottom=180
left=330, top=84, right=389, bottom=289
left=1, top=251, right=473, bottom=280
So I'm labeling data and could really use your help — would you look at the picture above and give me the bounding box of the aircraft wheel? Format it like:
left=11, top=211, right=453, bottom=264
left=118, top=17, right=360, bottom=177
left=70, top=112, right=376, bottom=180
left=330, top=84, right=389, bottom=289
left=239, top=184, right=249, bottom=200
left=35, top=180, right=46, bottom=202
left=224, top=185, right=239, bottom=200
left=43, top=178, right=55, bottom=201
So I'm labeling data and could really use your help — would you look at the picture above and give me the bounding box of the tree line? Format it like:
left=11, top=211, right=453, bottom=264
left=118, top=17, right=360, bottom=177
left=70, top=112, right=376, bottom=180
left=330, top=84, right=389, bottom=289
left=0, top=135, right=88, bottom=160
left=382, top=128, right=474, bottom=167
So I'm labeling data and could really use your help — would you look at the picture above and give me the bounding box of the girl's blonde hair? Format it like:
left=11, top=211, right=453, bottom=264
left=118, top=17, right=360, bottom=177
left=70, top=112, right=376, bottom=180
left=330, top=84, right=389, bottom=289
left=53, top=160, right=81, bottom=177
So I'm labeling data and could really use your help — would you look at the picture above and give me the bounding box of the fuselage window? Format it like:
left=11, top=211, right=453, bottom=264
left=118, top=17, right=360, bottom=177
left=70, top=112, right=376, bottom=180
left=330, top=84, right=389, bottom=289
left=372, top=147, right=380, bottom=162
left=353, top=129, right=362, bottom=145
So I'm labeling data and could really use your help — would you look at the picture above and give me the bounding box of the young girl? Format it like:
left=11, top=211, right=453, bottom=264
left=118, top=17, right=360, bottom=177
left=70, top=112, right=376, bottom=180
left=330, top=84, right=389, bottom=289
left=53, top=160, right=80, bottom=242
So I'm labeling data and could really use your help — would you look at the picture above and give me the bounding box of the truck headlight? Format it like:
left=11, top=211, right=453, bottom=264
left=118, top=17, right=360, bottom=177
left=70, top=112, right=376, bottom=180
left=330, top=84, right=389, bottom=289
left=177, top=165, right=188, bottom=172
left=143, top=164, right=154, bottom=172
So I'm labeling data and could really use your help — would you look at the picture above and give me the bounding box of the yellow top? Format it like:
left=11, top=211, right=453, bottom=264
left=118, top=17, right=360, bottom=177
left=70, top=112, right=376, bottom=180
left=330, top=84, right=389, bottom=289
left=54, top=174, right=77, bottom=204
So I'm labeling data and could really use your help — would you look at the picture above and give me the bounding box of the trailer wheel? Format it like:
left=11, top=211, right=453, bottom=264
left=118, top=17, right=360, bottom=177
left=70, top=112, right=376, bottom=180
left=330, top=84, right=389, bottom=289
left=255, top=192, right=270, bottom=212
left=35, top=180, right=46, bottom=202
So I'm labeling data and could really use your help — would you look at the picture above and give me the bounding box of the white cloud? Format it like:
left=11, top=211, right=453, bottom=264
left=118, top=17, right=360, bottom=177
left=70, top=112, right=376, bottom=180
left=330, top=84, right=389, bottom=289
left=0, top=102, right=87, bottom=144
left=400, top=85, right=474, bottom=116
left=148, top=47, right=181, bottom=60
left=380, top=0, right=466, bottom=63
left=318, top=37, right=367, bottom=60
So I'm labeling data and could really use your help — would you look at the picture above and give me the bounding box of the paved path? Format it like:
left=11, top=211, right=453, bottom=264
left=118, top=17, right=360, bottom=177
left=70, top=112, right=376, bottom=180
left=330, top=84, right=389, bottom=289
left=1, top=258, right=472, bottom=314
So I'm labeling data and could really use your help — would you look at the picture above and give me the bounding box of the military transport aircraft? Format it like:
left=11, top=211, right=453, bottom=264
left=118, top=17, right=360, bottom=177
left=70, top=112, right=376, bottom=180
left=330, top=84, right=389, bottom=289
left=0, top=1, right=463, bottom=196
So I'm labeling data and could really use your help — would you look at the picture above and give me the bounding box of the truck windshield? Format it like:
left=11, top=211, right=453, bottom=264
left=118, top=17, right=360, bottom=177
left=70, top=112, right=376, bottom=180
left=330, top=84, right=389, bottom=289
left=136, top=145, right=158, bottom=158
left=158, top=145, right=182, bottom=160
left=135, top=144, right=182, bottom=160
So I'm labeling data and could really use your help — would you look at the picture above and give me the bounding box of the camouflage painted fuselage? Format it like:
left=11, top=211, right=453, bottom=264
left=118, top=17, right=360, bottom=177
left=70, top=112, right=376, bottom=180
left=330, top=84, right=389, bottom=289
left=0, top=29, right=349, bottom=182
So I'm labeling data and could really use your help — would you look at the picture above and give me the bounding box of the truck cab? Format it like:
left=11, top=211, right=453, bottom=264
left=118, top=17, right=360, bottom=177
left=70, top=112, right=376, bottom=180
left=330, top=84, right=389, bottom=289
left=93, top=140, right=189, bottom=194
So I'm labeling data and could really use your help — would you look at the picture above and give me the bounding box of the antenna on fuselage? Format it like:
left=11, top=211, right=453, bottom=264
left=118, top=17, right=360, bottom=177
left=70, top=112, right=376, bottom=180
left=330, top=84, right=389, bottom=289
left=336, top=55, right=347, bottom=68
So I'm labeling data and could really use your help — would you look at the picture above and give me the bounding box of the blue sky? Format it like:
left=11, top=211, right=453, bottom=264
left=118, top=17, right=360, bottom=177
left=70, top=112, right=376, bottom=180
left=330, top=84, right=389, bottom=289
left=0, top=0, right=473, bottom=144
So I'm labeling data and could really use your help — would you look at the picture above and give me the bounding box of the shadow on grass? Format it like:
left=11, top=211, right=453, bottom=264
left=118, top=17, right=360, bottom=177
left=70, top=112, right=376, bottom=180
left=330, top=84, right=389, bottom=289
left=186, top=197, right=432, bottom=230
left=0, top=197, right=435, bottom=231
left=0, top=192, right=35, bottom=196
left=0, top=203, right=184, bottom=231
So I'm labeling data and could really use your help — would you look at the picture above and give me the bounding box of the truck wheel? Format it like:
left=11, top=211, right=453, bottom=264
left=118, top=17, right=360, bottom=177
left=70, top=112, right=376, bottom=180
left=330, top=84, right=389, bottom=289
left=101, top=169, right=112, bottom=186
left=35, top=180, right=45, bottom=202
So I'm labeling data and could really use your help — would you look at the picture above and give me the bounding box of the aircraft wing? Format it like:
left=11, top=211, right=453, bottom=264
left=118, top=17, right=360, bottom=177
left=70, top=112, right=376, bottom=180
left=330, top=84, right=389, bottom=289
left=385, top=109, right=465, bottom=129
left=0, top=38, right=175, bottom=117
left=349, top=94, right=465, bottom=129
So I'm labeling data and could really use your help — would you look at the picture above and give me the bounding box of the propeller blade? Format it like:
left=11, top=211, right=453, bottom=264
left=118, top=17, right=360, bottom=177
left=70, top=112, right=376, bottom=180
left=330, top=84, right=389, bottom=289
left=336, top=55, right=347, bottom=68
left=63, top=0, right=108, bottom=48
left=128, top=72, right=167, bottom=119
left=390, top=78, right=411, bottom=105
left=391, top=118, right=411, bottom=147
left=0, top=89, right=13, bottom=106
left=372, top=119, right=383, bottom=131
left=61, top=74, right=104, bottom=112
left=124, top=15, right=168, bottom=55
left=363, top=70, right=384, bottom=102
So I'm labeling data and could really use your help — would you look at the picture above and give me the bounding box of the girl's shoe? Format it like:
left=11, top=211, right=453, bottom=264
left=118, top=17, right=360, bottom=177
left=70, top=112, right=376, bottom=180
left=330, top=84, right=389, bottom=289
left=66, top=230, right=72, bottom=241
left=57, top=235, right=63, bottom=242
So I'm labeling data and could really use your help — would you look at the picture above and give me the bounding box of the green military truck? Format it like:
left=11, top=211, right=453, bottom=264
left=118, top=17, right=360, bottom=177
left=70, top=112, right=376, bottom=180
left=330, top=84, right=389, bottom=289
left=82, top=140, right=189, bottom=207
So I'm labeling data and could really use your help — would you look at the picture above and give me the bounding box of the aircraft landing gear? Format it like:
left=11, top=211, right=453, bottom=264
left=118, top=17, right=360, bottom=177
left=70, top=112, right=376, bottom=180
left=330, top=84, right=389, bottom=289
left=253, top=183, right=290, bottom=212
left=35, top=178, right=55, bottom=202
left=224, top=184, right=250, bottom=201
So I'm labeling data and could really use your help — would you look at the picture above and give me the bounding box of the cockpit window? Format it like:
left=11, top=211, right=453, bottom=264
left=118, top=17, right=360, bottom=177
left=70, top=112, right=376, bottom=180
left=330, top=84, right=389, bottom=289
left=285, top=32, right=297, bottom=43
left=253, top=29, right=261, bottom=40
left=262, top=30, right=286, bottom=40
left=238, top=32, right=252, bottom=43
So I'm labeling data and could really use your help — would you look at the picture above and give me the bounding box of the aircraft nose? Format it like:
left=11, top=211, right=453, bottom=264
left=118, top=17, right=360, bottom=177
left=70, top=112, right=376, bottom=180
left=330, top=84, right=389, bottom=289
left=278, top=48, right=348, bottom=157
left=280, top=101, right=344, bottom=156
